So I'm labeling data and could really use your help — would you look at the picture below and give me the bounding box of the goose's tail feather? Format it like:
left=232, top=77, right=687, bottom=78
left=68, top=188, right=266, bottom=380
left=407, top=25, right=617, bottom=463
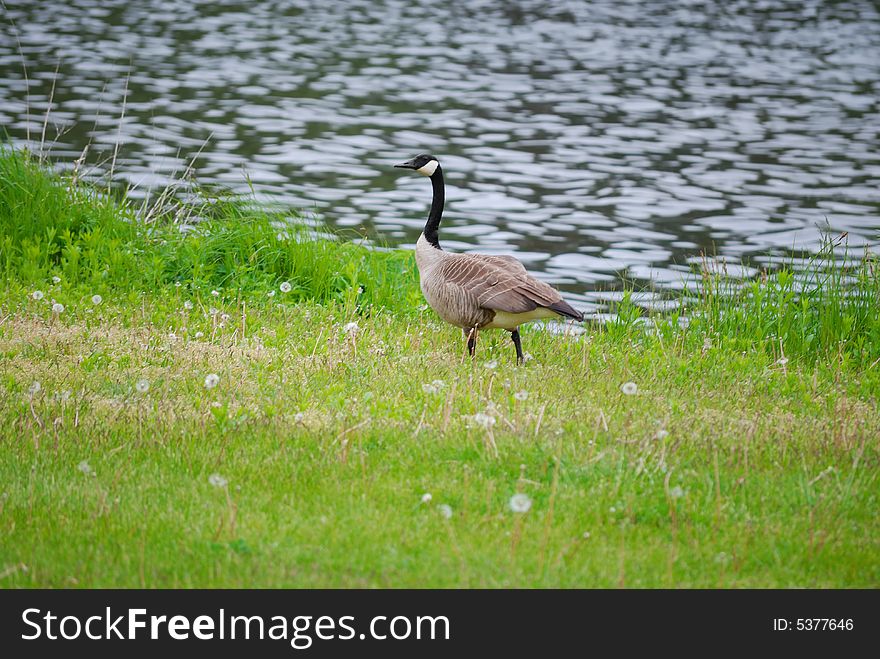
left=547, top=299, right=584, bottom=322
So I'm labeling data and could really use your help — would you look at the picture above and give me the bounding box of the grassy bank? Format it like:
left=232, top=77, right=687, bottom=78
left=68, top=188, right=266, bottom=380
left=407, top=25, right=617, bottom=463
left=1, top=148, right=878, bottom=587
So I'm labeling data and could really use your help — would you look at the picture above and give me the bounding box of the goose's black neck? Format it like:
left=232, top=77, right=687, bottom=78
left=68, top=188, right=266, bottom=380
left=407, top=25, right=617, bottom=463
left=424, top=166, right=444, bottom=249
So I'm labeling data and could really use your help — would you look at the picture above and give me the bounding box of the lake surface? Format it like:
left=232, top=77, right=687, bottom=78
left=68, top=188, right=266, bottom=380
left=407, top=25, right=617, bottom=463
left=2, top=0, right=879, bottom=308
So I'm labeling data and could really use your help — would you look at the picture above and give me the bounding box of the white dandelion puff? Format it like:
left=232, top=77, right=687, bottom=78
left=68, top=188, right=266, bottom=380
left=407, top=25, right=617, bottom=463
left=514, top=390, right=528, bottom=401
left=183, top=300, right=193, bottom=310
left=60, top=390, right=71, bottom=402
left=135, top=379, right=149, bottom=394
left=420, top=493, right=433, bottom=504
left=32, top=290, right=44, bottom=301
left=620, top=381, right=638, bottom=395
left=175, top=281, right=182, bottom=288
left=582, top=531, right=591, bottom=539
left=280, top=281, right=292, bottom=293
left=220, top=313, right=230, bottom=322
left=194, top=331, right=204, bottom=339
left=422, top=383, right=439, bottom=394
left=208, top=307, right=219, bottom=316
left=485, top=359, right=498, bottom=370
left=204, top=373, right=220, bottom=389
left=523, top=352, right=534, bottom=363
left=669, top=485, right=685, bottom=499
left=52, top=276, right=61, bottom=284
left=344, top=321, right=359, bottom=335
left=52, top=303, right=64, bottom=314
left=438, top=504, right=453, bottom=519
left=294, top=412, right=305, bottom=423
left=28, top=381, right=41, bottom=396
left=509, top=493, right=532, bottom=513
left=267, top=290, right=276, bottom=297
left=77, top=460, right=94, bottom=476
left=91, top=294, right=102, bottom=305
left=208, top=473, right=228, bottom=488
left=168, top=332, right=177, bottom=341
left=655, top=429, right=669, bottom=440
left=432, top=379, right=446, bottom=388
left=776, top=357, right=789, bottom=366
left=211, top=290, right=220, bottom=297
left=473, top=412, right=496, bottom=429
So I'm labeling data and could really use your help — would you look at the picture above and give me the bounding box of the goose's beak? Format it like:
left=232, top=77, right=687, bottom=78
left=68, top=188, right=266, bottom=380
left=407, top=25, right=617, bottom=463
left=394, top=158, right=418, bottom=169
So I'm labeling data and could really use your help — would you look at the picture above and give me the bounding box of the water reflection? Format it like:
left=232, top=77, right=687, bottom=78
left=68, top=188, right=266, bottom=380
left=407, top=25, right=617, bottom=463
left=1, top=0, right=878, bottom=311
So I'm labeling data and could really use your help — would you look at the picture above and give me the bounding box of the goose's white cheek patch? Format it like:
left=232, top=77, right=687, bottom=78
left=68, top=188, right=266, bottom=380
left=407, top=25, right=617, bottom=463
left=416, top=160, right=438, bottom=176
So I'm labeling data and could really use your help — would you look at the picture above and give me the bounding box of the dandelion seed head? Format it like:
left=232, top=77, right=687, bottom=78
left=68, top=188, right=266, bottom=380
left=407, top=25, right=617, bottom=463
left=77, top=460, right=93, bottom=476
left=514, top=390, right=528, bottom=401
left=208, top=473, right=227, bottom=488
left=194, top=331, right=204, bottom=339
left=28, top=381, right=41, bottom=396
left=776, top=357, right=789, bottom=366
left=669, top=485, right=685, bottom=499
left=344, top=321, right=359, bottom=335
left=52, top=303, right=64, bottom=314
left=509, top=493, right=532, bottom=513
left=582, top=531, right=591, bottom=539
left=294, top=412, right=305, bottom=423
left=267, top=290, right=276, bottom=297
left=431, top=379, right=446, bottom=388
left=211, top=290, right=220, bottom=297
left=523, top=352, right=534, bottom=363
left=220, top=313, right=230, bottom=322
left=60, top=389, right=71, bottom=402
left=183, top=300, right=193, bottom=310
left=168, top=332, right=177, bottom=340
left=422, top=383, right=439, bottom=394
left=91, top=294, right=102, bottom=305
left=135, top=379, right=149, bottom=393
left=175, top=281, right=182, bottom=288
left=420, top=493, right=432, bottom=504
left=655, top=429, right=669, bottom=440
left=438, top=504, right=453, bottom=519
left=32, top=290, right=44, bottom=301
left=280, top=281, right=292, bottom=293
left=485, top=359, right=498, bottom=370
left=620, top=381, right=638, bottom=395
left=52, top=276, right=61, bottom=284
left=473, top=412, right=496, bottom=429
left=204, top=373, right=220, bottom=389
left=208, top=307, right=218, bottom=316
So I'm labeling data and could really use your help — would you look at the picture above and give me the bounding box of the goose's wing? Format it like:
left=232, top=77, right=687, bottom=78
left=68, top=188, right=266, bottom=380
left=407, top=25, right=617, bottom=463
left=478, top=254, right=528, bottom=275
left=435, top=253, right=583, bottom=320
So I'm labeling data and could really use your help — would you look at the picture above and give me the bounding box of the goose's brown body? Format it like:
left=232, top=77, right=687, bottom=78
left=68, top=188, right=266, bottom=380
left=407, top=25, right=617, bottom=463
left=415, top=234, right=579, bottom=331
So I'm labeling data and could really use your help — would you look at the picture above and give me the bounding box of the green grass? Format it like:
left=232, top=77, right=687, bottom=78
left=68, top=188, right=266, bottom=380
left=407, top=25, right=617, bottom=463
left=1, top=148, right=878, bottom=587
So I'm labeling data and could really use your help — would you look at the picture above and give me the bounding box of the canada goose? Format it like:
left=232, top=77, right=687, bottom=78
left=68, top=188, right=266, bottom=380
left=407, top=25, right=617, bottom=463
left=394, top=154, right=584, bottom=364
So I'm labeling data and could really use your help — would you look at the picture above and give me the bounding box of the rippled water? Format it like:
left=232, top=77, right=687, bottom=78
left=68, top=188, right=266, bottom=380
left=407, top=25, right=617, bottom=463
left=2, top=0, right=879, bottom=308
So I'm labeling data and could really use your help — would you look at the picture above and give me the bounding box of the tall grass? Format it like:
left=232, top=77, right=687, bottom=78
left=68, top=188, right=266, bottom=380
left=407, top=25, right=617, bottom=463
left=682, top=244, right=880, bottom=366
left=0, top=147, right=420, bottom=312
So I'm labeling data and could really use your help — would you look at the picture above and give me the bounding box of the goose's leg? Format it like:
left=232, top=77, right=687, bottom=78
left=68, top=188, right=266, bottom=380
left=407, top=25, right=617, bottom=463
left=466, top=326, right=478, bottom=358
left=510, top=328, right=524, bottom=365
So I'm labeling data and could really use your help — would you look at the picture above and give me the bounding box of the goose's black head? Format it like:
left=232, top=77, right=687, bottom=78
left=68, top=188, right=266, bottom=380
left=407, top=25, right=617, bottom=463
left=394, top=154, right=439, bottom=177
